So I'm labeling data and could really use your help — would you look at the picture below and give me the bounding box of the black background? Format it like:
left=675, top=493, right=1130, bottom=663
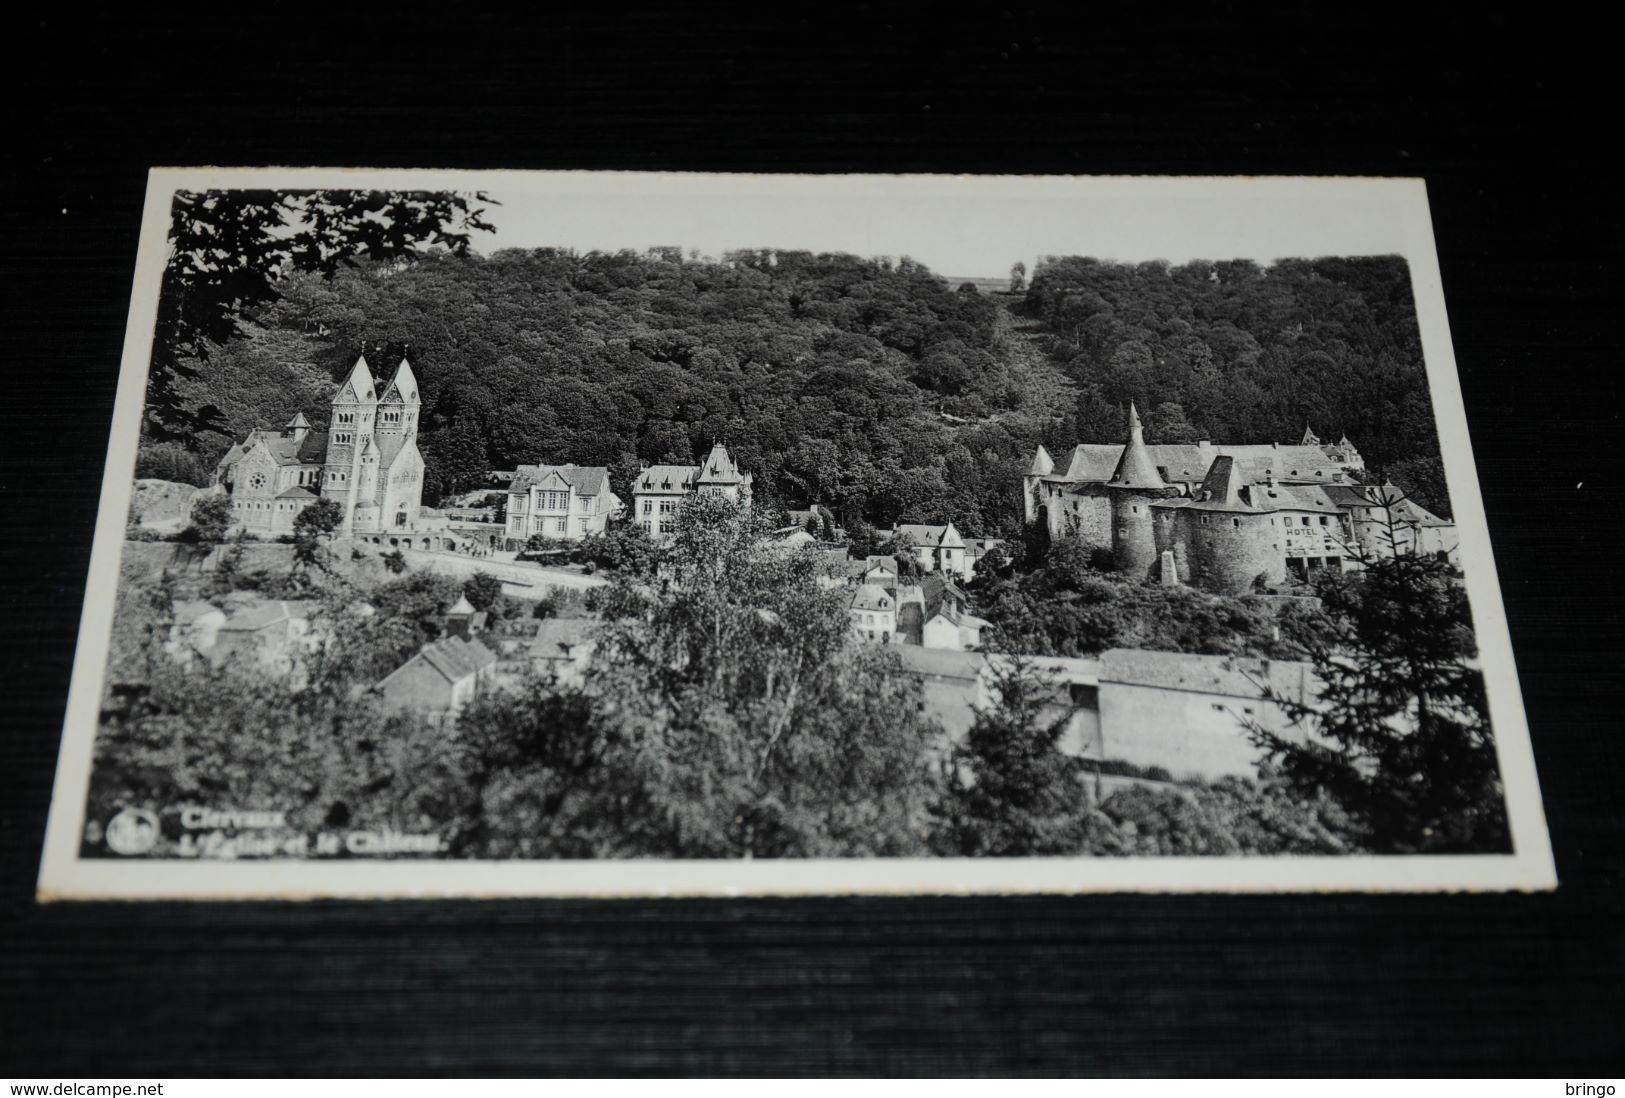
left=2, top=7, right=1621, bottom=1077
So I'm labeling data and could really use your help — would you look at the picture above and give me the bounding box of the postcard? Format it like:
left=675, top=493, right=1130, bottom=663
left=36, top=169, right=1555, bottom=897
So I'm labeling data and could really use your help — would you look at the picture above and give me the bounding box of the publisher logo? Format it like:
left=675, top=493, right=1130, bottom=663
left=104, top=808, right=160, bottom=856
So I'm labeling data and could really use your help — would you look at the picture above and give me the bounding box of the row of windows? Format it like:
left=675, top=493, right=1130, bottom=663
left=532, top=516, right=568, bottom=534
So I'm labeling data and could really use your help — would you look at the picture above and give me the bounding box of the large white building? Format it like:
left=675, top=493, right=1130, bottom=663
left=502, top=463, right=620, bottom=546
left=631, top=442, right=752, bottom=538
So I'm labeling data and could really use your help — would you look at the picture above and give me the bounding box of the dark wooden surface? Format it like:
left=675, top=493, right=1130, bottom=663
left=2, top=9, right=1620, bottom=1077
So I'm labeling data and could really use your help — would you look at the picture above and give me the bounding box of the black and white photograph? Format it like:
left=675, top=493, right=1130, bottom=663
left=35, top=170, right=1554, bottom=898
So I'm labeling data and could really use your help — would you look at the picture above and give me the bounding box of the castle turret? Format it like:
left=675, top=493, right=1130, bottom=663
left=285, top=412, right=311, bottom=446
left=1107, top=403, right=1166, bottom=577
left=1023, top=444, right=1055, bottom=524
left=323, top=351, right=380, bottom=535
left=695, top=441, right=751, bottom=504
left=1179, top=455, right=1284, bottom=594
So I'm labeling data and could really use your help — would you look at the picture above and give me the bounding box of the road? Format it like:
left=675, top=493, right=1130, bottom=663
left=399, top=548, right=608, bottom=598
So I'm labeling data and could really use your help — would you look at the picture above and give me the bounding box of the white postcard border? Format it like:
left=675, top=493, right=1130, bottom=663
left=36, top=168, right=1557, bottom=899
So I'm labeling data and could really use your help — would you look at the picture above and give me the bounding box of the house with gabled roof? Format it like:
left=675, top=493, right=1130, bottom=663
left=501, top=462, right=620, bottom=547
left=893, top=522, right=976, bottom=581
left=375, top=634, right=498, bottom=720
left=848, top=582, right=898, bottom=643
left=630, top=442, right=753, bottom=539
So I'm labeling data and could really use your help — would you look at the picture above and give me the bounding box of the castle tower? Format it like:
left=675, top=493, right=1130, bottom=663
left=322, top=351, right=380, bottom=535
left=1107, top=403, right=1166, bottom=578
left=1181, top=455, right=1285, bottom=594
left=1023, top=444, right=1054, bottom=524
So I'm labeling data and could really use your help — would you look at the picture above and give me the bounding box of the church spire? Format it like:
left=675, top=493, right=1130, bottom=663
left=334, top=351, right=378, bottom=406
left=1301, top=422, right=1321, bottom=446
left=1108, top=402, right=1165, bottom=489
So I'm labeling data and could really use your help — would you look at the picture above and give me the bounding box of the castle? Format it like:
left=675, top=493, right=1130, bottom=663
left=216, top=352, right=434, bottom=543
left=1023, top=406, right=1455, bottom=594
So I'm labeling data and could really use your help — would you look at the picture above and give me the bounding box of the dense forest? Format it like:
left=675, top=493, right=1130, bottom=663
left=146, top=245, right=1452, bottom=535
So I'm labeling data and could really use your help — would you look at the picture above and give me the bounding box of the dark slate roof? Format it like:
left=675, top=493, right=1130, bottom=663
left=1052, top=442, right=1343, bottom=486
left=509, top=463, right=612, bottom=496
left=896, top=523, right=963, bottom=547
left=1322, top=484, right=1451, bottom=526
left=635, top=464, right=699, bottom=492
left=1256, top=482, right=1343, bottom=513
left=696, top=443, right=744, bottom=485
left=850, top=583, right=894, bottom=612
left=408, top=636, right=497, bottom=684
left=1107, top=406, right=1166, bottom=489
left=253, top=429, right=329, bottom=467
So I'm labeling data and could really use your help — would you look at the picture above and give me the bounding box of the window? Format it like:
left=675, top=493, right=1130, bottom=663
left=1232, top=518, right=1240, bottom=527
left=555, top=519, right=566, bottom=534
left=642, top=500, right=652, bottom=515
left=1319, top=516, right=1329, bottom=526
left=579, top=495, right=594, bottom=512
left=1301, top=517, right=1311, bottom=526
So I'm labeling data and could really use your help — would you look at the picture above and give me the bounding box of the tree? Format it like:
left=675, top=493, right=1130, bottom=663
left=1248, top=547, right=1509, bottom=853
left=292, top=497, right=345, bottom=570
left=1009, top=261, right=1027, bottom=294
left=382, top=549, right=408, bottom=574
left=935, top=653, right=1100, bottom=856
left=528, top=493, right=944, bottom=858
left=148, top=189, right=493, bottom=440
left=462, top=571, right=505, bottom=613
left=182, top=494, right=234, bottom=545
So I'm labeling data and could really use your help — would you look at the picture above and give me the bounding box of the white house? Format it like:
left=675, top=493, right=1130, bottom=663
left=848, top=583, right=898, bottom=643
left=503, top=463, right=620, bottom=547
left=631, top=442, right=752, bottom=539
left=894, top=522, right=975, bottom=581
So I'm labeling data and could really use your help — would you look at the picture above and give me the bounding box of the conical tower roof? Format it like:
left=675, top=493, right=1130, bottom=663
left=335, top=352, right=378, bottom=404
left=697, top=441, right=743, bottom=484
left=382, top=355, right=419, bottom=404
left=1107, top=403, right=1166, bottom=490
left=1028, top=444, right=1055, bottom=477
left=286, top=411, right=312, bottom=430
left=1301, top=422, right=1321, bottom=445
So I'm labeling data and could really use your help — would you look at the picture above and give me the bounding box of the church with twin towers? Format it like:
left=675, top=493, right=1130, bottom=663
left=215, top=349, right=429, bottom=540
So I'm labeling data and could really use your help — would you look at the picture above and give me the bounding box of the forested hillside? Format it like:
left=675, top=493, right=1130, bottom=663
left=153, top=248, right=1449, bottom=534
left=168, top=249, right=1054, bottom=536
